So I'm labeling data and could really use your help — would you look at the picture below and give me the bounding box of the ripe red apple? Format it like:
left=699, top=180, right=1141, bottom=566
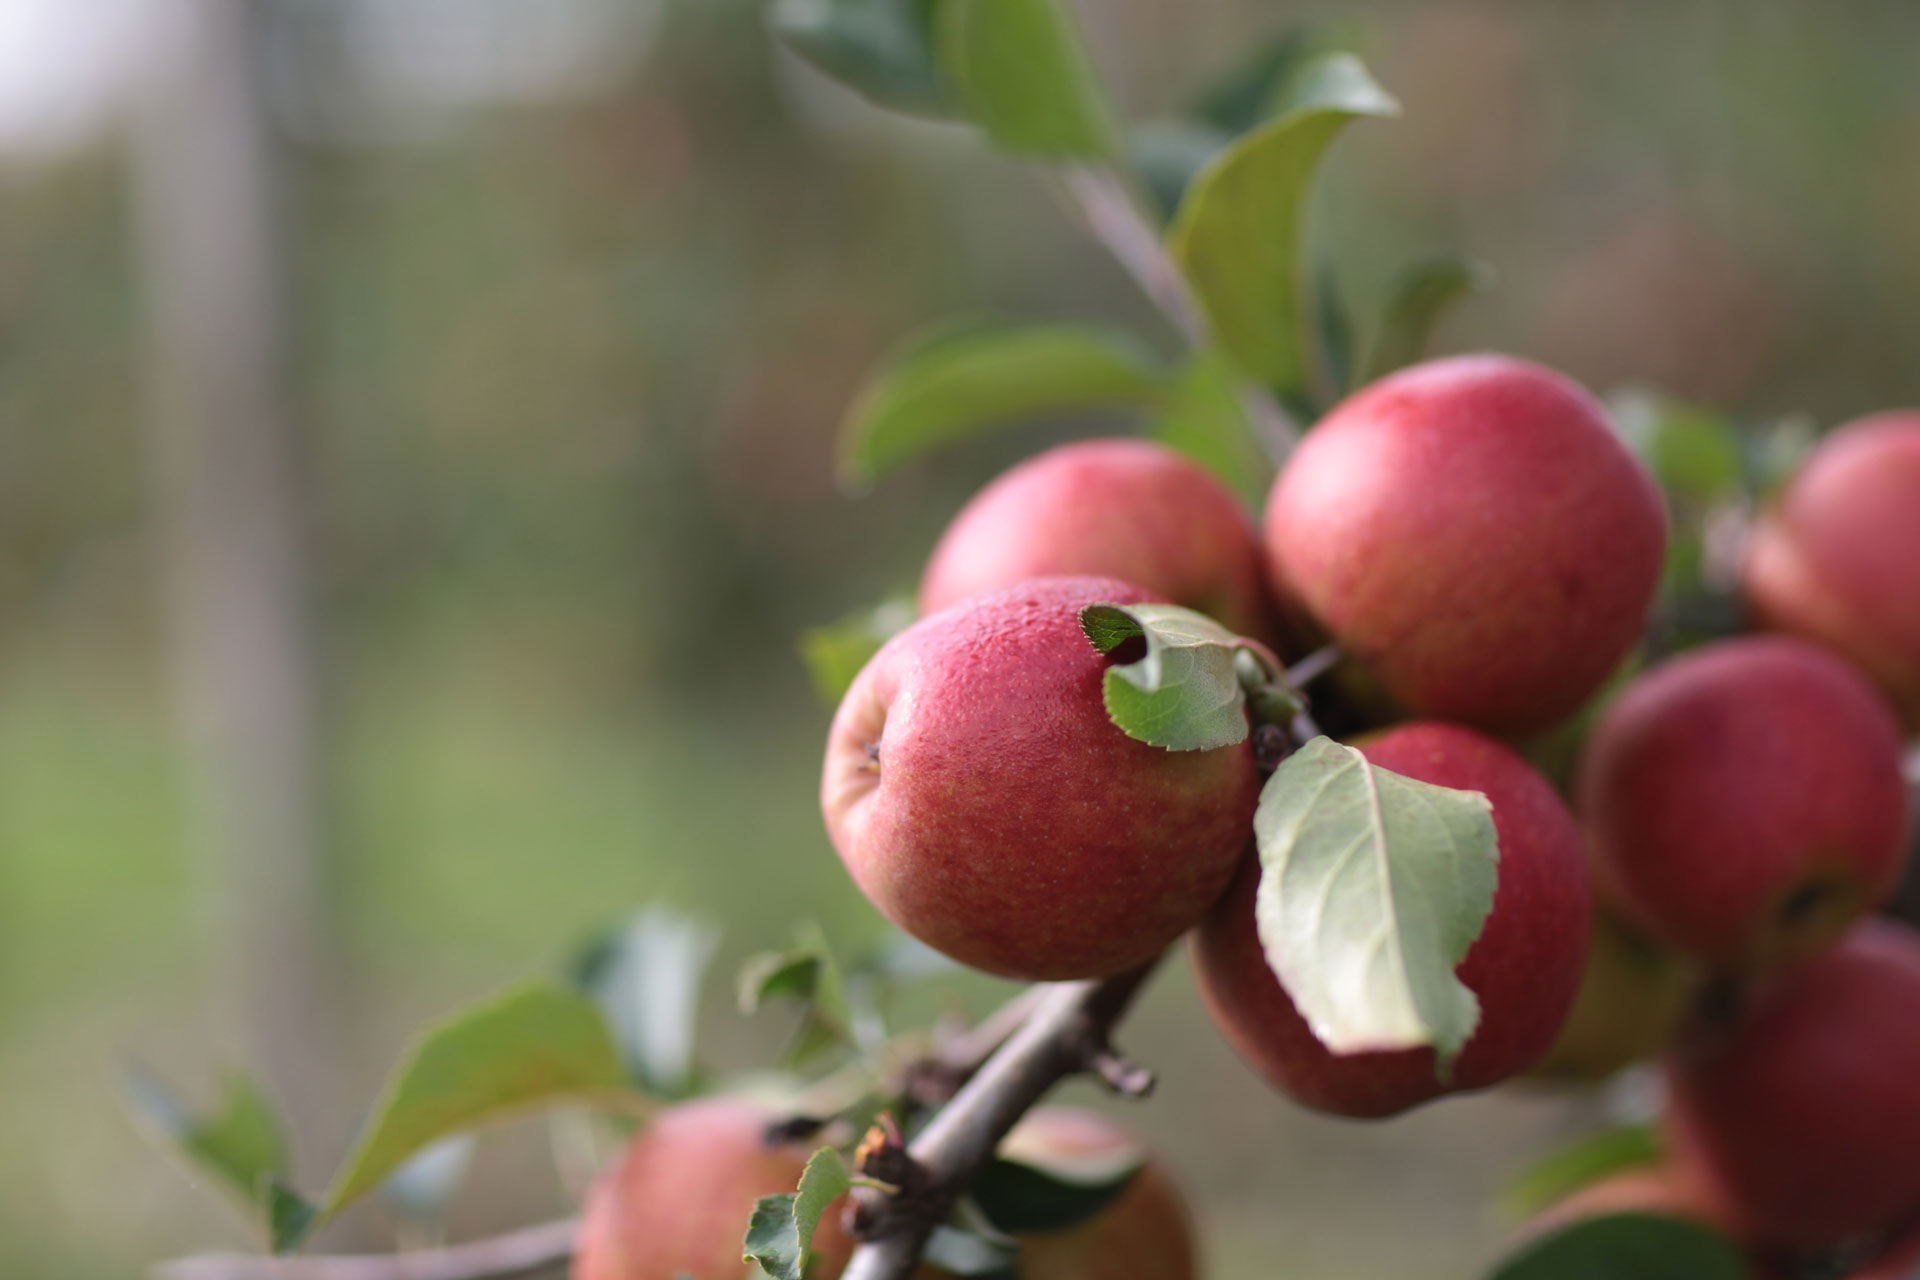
left=1665, top=919, right=1920, bottom=1251
left=1527, top=909, right=1699, bottom=1083
left=1262, top=354, right=1666, bottom=735
left=573, top=1095, right=853, bottom=1280
left=1744, top=411, right=1920, bottom=728
left=1579, top=636, right=1911, bottom=972
left=919, top=439, right=1278, bottom=645
left=918, top=1108, right=1198, bottom=1280
left=1190, top=722, right=1592, bottom=1117
left=822, top=576, right=1262, bottom=981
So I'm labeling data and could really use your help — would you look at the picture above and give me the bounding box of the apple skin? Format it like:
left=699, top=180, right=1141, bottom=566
left=920, top=438, right=1279, bottom=645
left=1262, top=354, right=1667, bottom=735
left=1664, top=920, right=1920, bottom=1252
left=1526, top=908, right=1700, bottom=1083
left=822, top=576, right=1262, bottom=981
left=572, top=1096, right=854, bottom=1280
left=918, top=1108, right=1198, bottom=1280
left=1579, top=635, right=1911, bottom=973
left=1190, top=722, right=1592, bottom=1118
left=1744, top=412, right=1920, bottom=729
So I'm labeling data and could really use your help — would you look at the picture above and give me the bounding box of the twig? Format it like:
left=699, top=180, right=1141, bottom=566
left=898, top=984, right=1052, bottom=1109
left=1285, top=644, right=1343, bottom=691
left=150, top=1219, right=576, bottom=1280
left=841, top=962, right=1161, bottom=1280
left=1056, top=167, right=1302, bottom=461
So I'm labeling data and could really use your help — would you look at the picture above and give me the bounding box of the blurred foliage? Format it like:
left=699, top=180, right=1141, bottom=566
left=4, top=0, right=1920, bottom=1276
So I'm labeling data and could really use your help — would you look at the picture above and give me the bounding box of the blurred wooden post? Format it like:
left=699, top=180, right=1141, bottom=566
left=130, top=0, right=349, bottom=1177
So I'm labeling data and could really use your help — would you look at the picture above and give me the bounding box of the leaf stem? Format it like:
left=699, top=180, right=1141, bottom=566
left=1285, top=644, right=1343, bottom=691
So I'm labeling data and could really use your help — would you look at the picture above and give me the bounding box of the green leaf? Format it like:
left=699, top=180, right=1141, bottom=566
left=1484, top=1214, right=1747, bottom=1280
left=939, top=0, right=1116, bottom=159
left=1168, top=53, right=1399, bottom=400
left=801, top=597, right=916, bottom=704
left=838, top=324, right=1166, bottom=489
left=1609, top=391, right=1745, bottom=505
left=971, top=1136, right=1143, bottom=1235
left=266, top=1179, right=318, bottom=1254
left=738, top=924, right=858, bottom=1067
left=121, top=1065, right=289, bottom=1212
left=1501, top=1125, right=1665, bottom=1219
left=1080, top=602, right=1288, bottom=751
left=742, top=1148, right=855, bottom=1280
left=1254, top=736, right=1499, bottom=1071
left=569, top=905, right=721, bottom=1097
left=1192, top=23, right=1364, bottom=134
left=770, top=0, right=953, bottom=116
left=1358, top=257, right=1492, bottom=387
left=1149, top=353, right=1273, bottom=505
left=320, top=984, right=627, bottom=1221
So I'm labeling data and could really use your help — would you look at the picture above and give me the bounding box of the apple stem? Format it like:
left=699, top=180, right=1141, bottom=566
left=147, top=1219, right=576, bottom=1280
left=1286, top=644, right=1344, bottom=690
left=840, top=959, right=1163, bottom=1280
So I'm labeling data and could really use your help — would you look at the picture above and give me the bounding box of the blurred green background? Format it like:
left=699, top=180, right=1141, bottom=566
left=4, top=0, right=1919, bottom=1275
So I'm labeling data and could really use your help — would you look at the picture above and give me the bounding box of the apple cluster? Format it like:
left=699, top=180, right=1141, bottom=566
left=814, top=355, right=1920, bottom=1264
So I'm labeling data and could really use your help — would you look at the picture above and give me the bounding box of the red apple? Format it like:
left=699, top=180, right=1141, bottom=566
left=573, top=1096, right=853, bottom=1280
left=1579, top=636, right=1911, bottom=972
left=1191, top=722, right=1592, bottom=1117
left=920, top=438, right=1278, bottom=644
left=1744, top=411, right=1920, bottom=729
left=1262, top=354, right=1666, bottom=735
left=1665, top=920, right=1920, bottom=1251
left=918, top=1108, right=1198, bottom=1280
left=822, top=576, right=1261, bottom=981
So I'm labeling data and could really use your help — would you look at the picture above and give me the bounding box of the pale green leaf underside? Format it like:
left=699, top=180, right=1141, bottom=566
left=838, top=325, right=1165, bottom=488
left=1254, top=737, right=1498, bottom=1068
left=1168, top=53, right=1399, bottom=396
left=1081, top=602, right=1276, bottom=751
left=939, top=0, right=1116, bottom=159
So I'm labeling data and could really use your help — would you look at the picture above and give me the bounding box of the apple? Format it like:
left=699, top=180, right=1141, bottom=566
left=1190, top=722, right=1592, bottom=1118
left=920, top=438, right=1278, bottom=644
left=822, top=576, right=1262, bottom=981
left=1527, top=908, right=1700, bottom=1083
left=1262, top=354, right=1667, bottom=735
left=1664, top=919, right=1920, bottom=1251
left=1744, top=411, right=1920, bottom=729
left=572, top=1095, right=853, bottom=1280
left=919, top=1107, right=1197, bottom=1280
left=1579, top=636, right=1911, bottom=972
